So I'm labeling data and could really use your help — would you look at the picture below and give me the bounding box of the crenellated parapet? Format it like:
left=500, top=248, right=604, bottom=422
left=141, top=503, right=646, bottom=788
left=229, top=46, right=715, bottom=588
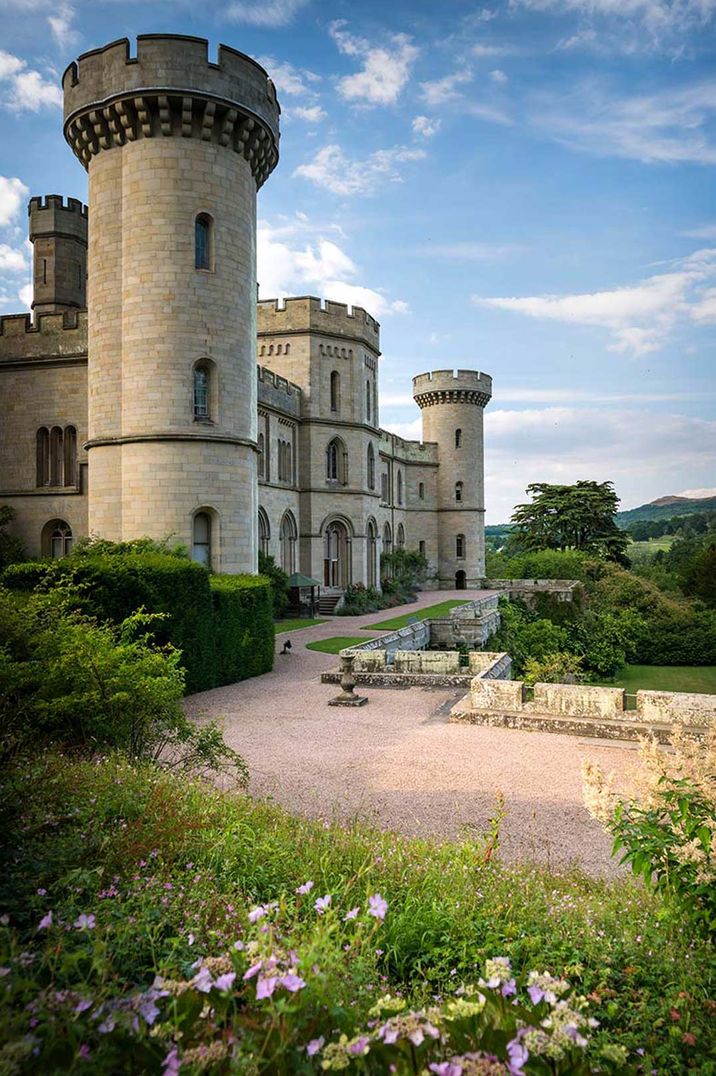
left=257, top=296, right=380, bottom=352
left=257, top=364, right=301, bottom=418
left=0, top=311, right=88, bottom=362
left=62, top=35, right=280, bottom=187
left=28, top=195, right=88, bottom=242
left=413, top=369, right=492, bottom=409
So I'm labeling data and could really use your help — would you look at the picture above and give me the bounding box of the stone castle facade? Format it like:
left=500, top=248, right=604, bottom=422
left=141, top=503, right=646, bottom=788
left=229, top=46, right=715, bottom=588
left=0, top=35, right=493, bottom=596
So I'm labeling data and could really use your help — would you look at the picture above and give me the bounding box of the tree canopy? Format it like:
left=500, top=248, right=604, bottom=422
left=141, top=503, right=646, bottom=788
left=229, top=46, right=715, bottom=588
left=510, top=480, right=629, bottom=564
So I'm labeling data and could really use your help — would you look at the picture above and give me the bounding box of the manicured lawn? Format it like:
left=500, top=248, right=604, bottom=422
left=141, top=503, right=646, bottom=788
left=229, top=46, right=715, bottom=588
left=366, top=599, right=470, bottom=630
left=305, top=635, right=372, bottom=654
left=275, top=617, right=326, bottom=633
left=600, top=664, right=716, bottom=695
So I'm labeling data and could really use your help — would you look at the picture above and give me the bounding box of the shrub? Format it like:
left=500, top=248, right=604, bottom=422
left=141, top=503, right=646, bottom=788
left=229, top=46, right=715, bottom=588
left=337, top=583, right=388, bottom=616
left=524, top=652, right=584, bottom=686
left=489, top=599, right=572, bottom=677
left=0, top=505, right=26, bottom=571
left=485, top=548, right=593, bottom=582
left=258, top=551, right=290, bottom=618
left=210, top=574, right=274, bottom=685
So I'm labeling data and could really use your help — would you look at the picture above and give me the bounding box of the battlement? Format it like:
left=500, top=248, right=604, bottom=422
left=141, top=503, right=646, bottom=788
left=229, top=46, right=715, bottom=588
left=62, top=35, right=280, bottom=185
left=0, top=310, right=87, bottom=361
left=379, top=429, right=439, bottom=463
left=413, top=368, right=492, bottom=408
left=28, top=195, right=88, bottom=244
left=257, top=296, right=380, bottom=351
left=257, top=364, right=301, bottom=418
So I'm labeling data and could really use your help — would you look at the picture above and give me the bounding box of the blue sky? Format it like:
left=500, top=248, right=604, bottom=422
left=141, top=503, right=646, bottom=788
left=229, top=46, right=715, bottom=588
left=1, top=0, right=714, bottom=522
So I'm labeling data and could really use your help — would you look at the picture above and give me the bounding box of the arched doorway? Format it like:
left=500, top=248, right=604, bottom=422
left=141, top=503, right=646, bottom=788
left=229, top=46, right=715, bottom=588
left=324, top=519, right=351, bottom=587
left=367, top=518, right=378, bottom=588
left=455, top=569, right=466, bottom=590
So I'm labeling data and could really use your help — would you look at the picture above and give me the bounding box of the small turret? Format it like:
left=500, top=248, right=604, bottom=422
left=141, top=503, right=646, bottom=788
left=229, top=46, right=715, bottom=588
left=28, top=195, right=88, bottom=319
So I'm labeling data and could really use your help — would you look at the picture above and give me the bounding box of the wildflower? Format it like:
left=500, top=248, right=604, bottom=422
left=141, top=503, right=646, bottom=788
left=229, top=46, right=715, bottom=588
left=37, top=911, right=53, bottom=931
left=348, top=1036, right=370, bottom=1056
left=162, top=1047, right=181, bottom=1076
left=296, top=880, right=314, bottom=895
left=344, top=907, right=360, bottom=921
left=214, top=972, right=236, bottom=992
left=0, top=968, right=10, bottom=978
left=243, top=961, right=262, bottom=980
left=74, top=914, right=96, bottom=930
left=98, top=1016, right=116, bottom=1034
left=139, top=998, right=161, bottom=1025
left=368, top=893, right=388, bottom=920
left=74, top=998, right=93, bottom=1014
left=78, top=1044, right=91, bottom=1061
left=192, top=966, right=213, bottom=993
left=429, top=1064, right=462, bottom=1076
left=314, top=894, right=331, bottom=914
left=234, top=939, right=244, bottom=950
left=483, top=956, right=512, bottom=989
left=528, top=984, right=544, bottom=1005
left=248, top=905, right=266, bottom=923
left=507, top=1034, right=529, bottom=1073
left=306, top=1036, right=325, bottom=1056
left=37, top=888, right=47, bottom=896
left=187, top=933, right=195, bottom=946
left=280, top=972, right=306, bottom=992
left=256, top=976, right=278, bottom=999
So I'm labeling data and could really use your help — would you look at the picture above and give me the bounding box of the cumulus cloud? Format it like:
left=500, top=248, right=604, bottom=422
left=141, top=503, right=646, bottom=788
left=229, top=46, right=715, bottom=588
left=225, top=0, right=310, bottom=26
left=420, top=69, right=473, bottom=106
left=294, top=143, right=426, bottom=197
left=47, top=3, right=78, bottom=48
left=0, top=175, right=29, bottom=226
left=257, top=215, right=409, bottom=317
left=257, top=55, right=320, bottom=98
left=412, top=115, right=441, bottom=138
left=329, top=20, right=418, bottom=106
left=0, top=243, right=28, bottom=272
left=291, top=104, right=327, bottom=123
left=0, top=49, right=62, bottom=111
left=473, top=248, right=716, bottom=356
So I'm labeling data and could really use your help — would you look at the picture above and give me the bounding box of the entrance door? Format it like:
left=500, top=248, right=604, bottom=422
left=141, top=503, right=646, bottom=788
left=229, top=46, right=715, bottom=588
left=324, top=520, right=350, bottom=587
left=455, top=569, right=466, bottom=589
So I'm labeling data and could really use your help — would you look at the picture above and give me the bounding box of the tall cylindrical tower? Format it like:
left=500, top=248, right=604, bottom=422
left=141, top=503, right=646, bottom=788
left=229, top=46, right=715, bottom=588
left=62, top=35, right=280, bottom=572
left=413, top=369, right=492, bottom=589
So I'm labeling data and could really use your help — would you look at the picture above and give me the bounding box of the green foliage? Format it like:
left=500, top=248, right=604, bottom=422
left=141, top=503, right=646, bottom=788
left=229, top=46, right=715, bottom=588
left=511, top=481, right=630, bottom=565
left=571, top=609, right=644, bottom=679
left=523, top=651, right=584, bottom=687
left=368, top=599, right=470, bottom=631
left=1, top=753, right=714, bottom=1073
left=682, top=543, right=716, bottom=607
left=337, top=583, right=390, bottom=615
left=3, top=551, right=274, bottom=693
left=0, top=588, right=245, bottom=781
left=485, top=547, right=593, bottom=582
left=258, top=550, right=290, bottom=618
left=489, top=600, right=572, bottom=677
left=380, top=547, right=429, bottom=591
left=0, top=505, right=26, bottom=571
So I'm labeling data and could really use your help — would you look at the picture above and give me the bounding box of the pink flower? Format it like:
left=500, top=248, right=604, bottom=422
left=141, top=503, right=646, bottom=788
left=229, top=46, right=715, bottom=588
left=37, top=911, right=53, bottom=931
left=248, top=905, right=266, bottom=923
left=280, top=972, right=306, bottom=992
left=74, top=998, right=92, bottom=1014
left=78, top=1044, right=91, bottom=1061
left=243, top=961, right=262, bottom=981
left=193, top=966, right=213, bottom=993
left=314, top=894, right=331, bottom=914
left=348, top=1036, right=370, bottom=1056
left=306, top=1037, right=325, bottom=1056
left=368, top=894, right=388, bottom=920
left=256, top=976, right=278, bottom=999
left=344, top=907, right=360, bottom=921
left=162, top=1047, right=181, bottom=1076
left=214, top=972, right=236, bottom=992
left=37, top=888, right=47, bottom=896
left=74, top=914, right=96, bottom=930
left=296, top=881, right=314, bottom=895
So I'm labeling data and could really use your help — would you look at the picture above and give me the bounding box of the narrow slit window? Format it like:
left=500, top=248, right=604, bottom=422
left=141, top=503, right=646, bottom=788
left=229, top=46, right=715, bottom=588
left=195, top=214, right=213, bottom=270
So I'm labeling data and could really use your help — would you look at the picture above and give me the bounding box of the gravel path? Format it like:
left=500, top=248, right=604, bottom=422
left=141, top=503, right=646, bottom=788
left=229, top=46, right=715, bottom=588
left=186, top=589, right=637, bottom=878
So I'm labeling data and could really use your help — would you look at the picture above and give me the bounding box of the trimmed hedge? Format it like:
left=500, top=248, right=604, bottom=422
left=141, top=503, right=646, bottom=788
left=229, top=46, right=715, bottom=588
left=2, top=555, right=274, bottom=693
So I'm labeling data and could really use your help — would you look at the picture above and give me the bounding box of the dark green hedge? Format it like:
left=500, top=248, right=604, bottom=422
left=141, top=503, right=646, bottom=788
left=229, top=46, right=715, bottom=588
left=3, top=555, right=274, bottom=693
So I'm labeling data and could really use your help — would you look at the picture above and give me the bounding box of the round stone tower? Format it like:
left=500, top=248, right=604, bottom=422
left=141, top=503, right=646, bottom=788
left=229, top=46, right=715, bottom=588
left=62, top=35, right=280, bottom=571
left=413, top=369, right=492, bottom=589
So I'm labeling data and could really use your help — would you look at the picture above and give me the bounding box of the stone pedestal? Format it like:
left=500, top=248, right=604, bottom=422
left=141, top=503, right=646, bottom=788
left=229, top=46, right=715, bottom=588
left=329, top=653, right=368, bottom=707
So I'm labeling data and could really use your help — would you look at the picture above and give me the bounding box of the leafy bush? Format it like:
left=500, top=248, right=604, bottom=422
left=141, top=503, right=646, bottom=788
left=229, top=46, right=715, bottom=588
left=258, top=550, right=290, bottom=618
left=337, top=582, right=390, bottom=616
left=3, top=552, right=274, bottom=693
left=524, top=652, right=584, bottom=687
left=489, top=600, right=572, bottom=677
left=0, top=587, right=245, bottom=781
left=486, top=548, right=593, bottom=582
left=381, top=548, right=429, bottom=591
left=0, top=505, right=26, bottom=571
left=584, top=724, right=716, bottom=938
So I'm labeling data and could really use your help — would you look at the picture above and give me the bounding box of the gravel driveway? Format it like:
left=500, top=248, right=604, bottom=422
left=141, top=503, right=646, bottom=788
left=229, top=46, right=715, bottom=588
left=185, top=589, right=637, bottom=877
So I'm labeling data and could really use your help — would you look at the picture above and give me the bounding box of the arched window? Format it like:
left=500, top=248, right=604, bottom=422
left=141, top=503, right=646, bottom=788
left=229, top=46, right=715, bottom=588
left=397, top=523, right=405, bottom=549
left=456, top=533, right=465, bottom=559
left=280, top=511, right=297, bottom=574
left=49, top=426, right=63, bottom=486
left=367, top=443, right=375, bottom=490
left=257, top=432, right=265, bottom=479
left=64, top=426, right=77, bottom=487
left=258, top=508, right=270, bottom=557
left=419, top=540, right=426, bottom=557
left=43, top=518, right=73, bottom=558
left=418, top=481, right=425, bottom=501
left=455, top=428, right=462, bottom=448
left=36, top=427, right=49, bottom=487
left=330, top=370, right=340, bottom=413
left=381, top=472, right=389, bottom=502
left=326, top=437, right=347, bottom=484
left=195, top=214, right=213, bottom=270
left=285, top=441, right=292, bottom=484
left=323, top=518, right=351, bottom=587
left=366, top=379, right=372, bottom=422
left=382, top=522, right=392, bottom=556
left=192, top=512, right=211, bottom=567
left=397, top=471, right=403, bottom=505
left=193, top=364, right=210, bottom=420
left=455, top=481, right=463, bottom=503
left=367, top=517, right=378, bottom=588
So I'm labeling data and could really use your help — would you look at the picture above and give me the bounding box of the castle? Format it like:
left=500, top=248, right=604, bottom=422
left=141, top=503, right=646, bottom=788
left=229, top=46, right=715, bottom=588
left=0, top=35, right=493, bottom=599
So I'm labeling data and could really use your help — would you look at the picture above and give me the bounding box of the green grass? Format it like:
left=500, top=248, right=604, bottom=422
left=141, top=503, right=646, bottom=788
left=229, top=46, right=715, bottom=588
left=366, top=599, right=470, bottom=630
left=305, top=635, right=372, bottom=654
left=275, top=617, right=326, bottom=633
left=600, top=663, right=716, bottom=695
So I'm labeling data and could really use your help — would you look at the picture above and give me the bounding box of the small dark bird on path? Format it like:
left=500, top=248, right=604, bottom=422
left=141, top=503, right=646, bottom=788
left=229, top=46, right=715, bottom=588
left=280, top=639, right=292, bottom=655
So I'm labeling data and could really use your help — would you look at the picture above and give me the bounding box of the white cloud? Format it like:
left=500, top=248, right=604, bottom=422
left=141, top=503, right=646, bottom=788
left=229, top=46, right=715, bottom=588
left=471, top=43, right=509, bottom=56
left=676, top=487, right=716, bottom=498
left=420, top=69, right=472, bottom=107
left=489, top=68, right=508, bottom=83
left=329, top=20, right=418, bottom=106
left=682, top=224, right=716, bottom=240
left=473, top=248, right=716, bottom=356
left=294, top=143, right=426, bottom=197
left=412, top=115, right=441, bottom=138
left=256, top=55, right=320, bottom=97
left=535, top=80, right=716, bottom=164
left=0, top=243, right=28, bottom=272
left=420, top=241, right=524, bottom=260
left=19, top=281, right=32, bottom=309
left=257, top=215, right=409, bottom=318
left=225, top=0, right=310, bottom=26
left=291, top=104, right=327, bottom=123
left=0, top=50, right=62, bottom=111
left=512, top=0, right=716, bottom=51
left=0, top=175, right=29, bottom=226
left=47, top=3, right=78, bottom=48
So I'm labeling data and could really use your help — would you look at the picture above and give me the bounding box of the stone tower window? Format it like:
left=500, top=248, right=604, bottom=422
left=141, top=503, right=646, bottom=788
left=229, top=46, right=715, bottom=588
left=418, top=481, right=425, bottom=500
left=367, top=443, right=375, bottom=490
left=193, top=365, right=210, bottom=420
left=36, top=427, right=50, bottom=487
left=455, top=481, right=463, bottom=503
left=42, top=518, right=73, bottom=558
left=330, top=370, right=340, bottom=413
left=64, top=426, right=77, bottom=487
left=456, top=533, right=465, bottom=559
left=195, top=214, right=214, bottom=271
left=382, top=521, right=392, bottom=556
left=419, top=540, right=426, bottom=557
left=192, top=512, right=212, bottom=567
left=366, top=379, right=372, bottom=422
left=455, top=428, right=462, bottom=448
left=397, top=523, right=405, bottom=549
left=257, top=433, right=265, bottom=478
left=280, top=510, right=298, bottom=574
left=397, top=471, right=403, bottom=505
left=49, top=426, right=64, bottom=487
left=258, top=508, right=270, bottom=557
left=326, top=437, right=347, bottom=484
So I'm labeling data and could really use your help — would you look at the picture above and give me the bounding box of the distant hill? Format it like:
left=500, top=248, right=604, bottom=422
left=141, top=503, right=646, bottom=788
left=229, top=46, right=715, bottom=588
left=616, top=495, right=716, bottom=526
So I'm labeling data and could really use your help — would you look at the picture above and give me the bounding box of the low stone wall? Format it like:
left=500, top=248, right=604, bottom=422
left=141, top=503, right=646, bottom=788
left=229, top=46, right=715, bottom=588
left=635, top=690, right=716, bottom=727
left=483, top=579, right=580, bottom=606
left=469, top=651, right=512, bottom=679
left=394, top=650, right=461, bottom=674
left=324, top=649, right=511, bottom=688
left=348, top=620, right=430, bottom=666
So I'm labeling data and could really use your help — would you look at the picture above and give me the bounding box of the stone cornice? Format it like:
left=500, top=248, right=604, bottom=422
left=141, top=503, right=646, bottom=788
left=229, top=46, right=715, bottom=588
left=84, top=433, right=259, bottom=451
